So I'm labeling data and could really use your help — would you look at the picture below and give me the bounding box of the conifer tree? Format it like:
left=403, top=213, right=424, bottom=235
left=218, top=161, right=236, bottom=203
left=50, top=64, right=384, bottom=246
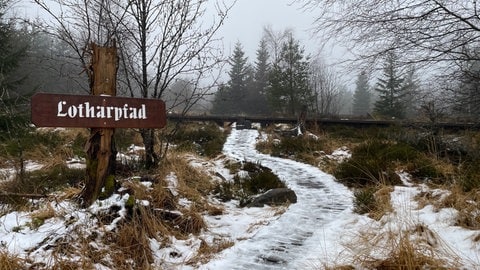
left=352, top=71, right=371, bottom=116
left=211, top=42, right=249, bottom=115
left=267, top=34, right=312, bottom=116
left=373, top=52, right=408, bottom=119
left=246, top=38, right=270, bottom=115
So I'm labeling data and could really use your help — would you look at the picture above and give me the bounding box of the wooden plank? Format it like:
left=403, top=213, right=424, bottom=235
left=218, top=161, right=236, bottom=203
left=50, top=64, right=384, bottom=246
left=31, top=93, right=166, bottom=128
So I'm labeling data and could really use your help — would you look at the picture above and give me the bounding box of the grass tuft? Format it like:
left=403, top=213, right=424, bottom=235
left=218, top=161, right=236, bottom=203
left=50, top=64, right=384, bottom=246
left=0, top=250, right=25, bottom=270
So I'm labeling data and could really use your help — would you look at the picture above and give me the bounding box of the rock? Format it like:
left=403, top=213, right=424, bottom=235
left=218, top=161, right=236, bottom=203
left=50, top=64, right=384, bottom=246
left=247, top=188, right=297, bottom=207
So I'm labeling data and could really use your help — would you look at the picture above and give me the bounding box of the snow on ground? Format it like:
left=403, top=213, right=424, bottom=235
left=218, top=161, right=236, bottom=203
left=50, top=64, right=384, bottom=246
left=0, top=128, right=479, bottom=269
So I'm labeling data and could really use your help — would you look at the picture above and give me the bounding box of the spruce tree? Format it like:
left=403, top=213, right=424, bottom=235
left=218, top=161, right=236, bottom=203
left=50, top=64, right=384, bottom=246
left=373, top=52, right=407, bottom=119
left=0, top=1, right=27, bottom=97
left=352, top=71, right=371, bottom=116
left=211, top=42, right=249, bottom=115
left=227, top=42, right=249, bottom=114
left=246, top=38, right=270, bottom=115
left=267, top=35, right=312, bottom=116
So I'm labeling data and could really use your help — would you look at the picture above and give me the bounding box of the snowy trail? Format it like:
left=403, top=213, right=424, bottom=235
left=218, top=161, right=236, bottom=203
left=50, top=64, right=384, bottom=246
left=203, top=129, right=353, bottom=269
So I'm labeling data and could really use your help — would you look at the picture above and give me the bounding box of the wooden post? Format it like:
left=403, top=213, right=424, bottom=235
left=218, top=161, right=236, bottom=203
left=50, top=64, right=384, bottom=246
left=81, top=43, right=118, bottom=207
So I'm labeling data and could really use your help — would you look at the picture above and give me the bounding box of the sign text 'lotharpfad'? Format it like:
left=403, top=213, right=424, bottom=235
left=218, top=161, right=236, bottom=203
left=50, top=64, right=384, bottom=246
left=31, top=93, right=166, bottom=128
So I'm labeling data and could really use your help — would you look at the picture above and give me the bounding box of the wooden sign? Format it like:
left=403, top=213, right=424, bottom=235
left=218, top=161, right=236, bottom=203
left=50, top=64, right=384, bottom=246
left=31, top=93, right=166, bottom=128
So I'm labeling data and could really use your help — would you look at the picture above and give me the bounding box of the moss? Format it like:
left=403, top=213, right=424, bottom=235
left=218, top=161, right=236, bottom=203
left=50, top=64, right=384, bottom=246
left=99, top=175, right=116, bottom=200
left=125, top=194, right=135, bottom=209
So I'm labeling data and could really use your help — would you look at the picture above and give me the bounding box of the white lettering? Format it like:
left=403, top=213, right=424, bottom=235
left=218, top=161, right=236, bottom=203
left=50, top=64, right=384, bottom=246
left=129, top=107, right=137, bottom=119
left=96, top=106, right=105, bottom=118
left=123, top=104, right=129, bottom=119
left=57, top=101, right=67, bottom=117
left=67, top=106, right=77, bottom=118
left=56, top=100, right=150, bottom=122
left=138, top=104, right=146, bottom=119
left=78, top=104, right=84, bottom=117
left=85, top=102, right=94, bottom=118
left=106, top=106, right=114, bottom=118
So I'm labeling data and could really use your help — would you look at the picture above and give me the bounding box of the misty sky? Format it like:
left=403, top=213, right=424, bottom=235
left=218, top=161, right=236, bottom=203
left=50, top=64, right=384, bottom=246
left=217, top=0, right=316, bottom=59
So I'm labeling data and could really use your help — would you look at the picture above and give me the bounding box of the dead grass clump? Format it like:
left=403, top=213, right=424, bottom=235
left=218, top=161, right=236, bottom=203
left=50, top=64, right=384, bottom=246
left=349, top=223, right=462, bottom=270
left=30, top=203, right=56, bottom=222
left=187, top=238, right=234, bottom=265
left=369, top=186, right=393, bottom=221
left=111, top=222, right=153, bottom=269
left=0, top=164, right=84, bottom=202
left=57, top=187, right=82, bottom=201
left=415, top=186, right=480, bottom=229
left=157, top=153, right=215, bottom=213
left=0, top=250, right=25, bottom=270
left=150, top=182, right=177, bottom=210
left=371, top=235, right=446, bottom=269
left=174, top=207, right=206, bottom=236
left=205, top=204, right=224, bottom=216
left=49, top=258, right=94, bottom=270
left=107, top=205, right=169, bottom=269
left=163, top=154, right=214, bottom=196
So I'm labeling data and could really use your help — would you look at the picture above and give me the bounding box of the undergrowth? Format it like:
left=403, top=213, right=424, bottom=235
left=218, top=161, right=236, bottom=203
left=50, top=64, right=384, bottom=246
left=213, top=161, right=286, bottom=206
left=169, top=122, right=228, bottom=157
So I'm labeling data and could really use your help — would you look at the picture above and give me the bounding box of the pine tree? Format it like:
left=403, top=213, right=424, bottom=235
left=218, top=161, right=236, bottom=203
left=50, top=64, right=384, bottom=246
left=373, top=52, right=408, bottom=119
left=352, top=71, right=371, bottom=116
left=267, top=35, right=312, bottom=116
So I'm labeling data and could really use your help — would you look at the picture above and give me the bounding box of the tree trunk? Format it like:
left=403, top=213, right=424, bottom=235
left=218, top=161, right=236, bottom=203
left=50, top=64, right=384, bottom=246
left=141, top=128, right=158, bottom=169
left=81, top=43, right=118, bottom=207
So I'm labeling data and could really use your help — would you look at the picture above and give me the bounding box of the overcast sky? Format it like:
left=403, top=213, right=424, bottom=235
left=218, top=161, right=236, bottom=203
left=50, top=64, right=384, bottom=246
left=217, top=0, right=353, bottom=87
left=217, top=0, right=316, bottom=58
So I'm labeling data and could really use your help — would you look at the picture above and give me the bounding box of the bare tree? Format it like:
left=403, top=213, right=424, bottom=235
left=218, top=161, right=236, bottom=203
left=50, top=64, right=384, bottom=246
left=262, top=25, right=292, bottom=65
left=298, top=1, right=480, bottom=68
left=34, top=0, right=234, bottom=169
left=113, top=0, right=233, bottom=168
left=309, top=56, right=343, bottom=116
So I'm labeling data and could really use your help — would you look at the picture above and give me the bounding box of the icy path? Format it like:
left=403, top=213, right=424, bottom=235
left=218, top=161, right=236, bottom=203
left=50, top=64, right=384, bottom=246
left=203, top=129, right=353, bottom=269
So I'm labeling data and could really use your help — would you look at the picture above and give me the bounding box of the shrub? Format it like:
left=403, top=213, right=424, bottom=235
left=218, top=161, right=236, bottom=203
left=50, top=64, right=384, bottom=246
left=353, top=188, right=376, bottom=215
left=334, top=140, right=420, bottom=187
left=213, top=161, right=285, bottom=206
left=457, top=159, right=480, bottom=192
left=271, top=136, right=324, bottom=157
left=171, top=123, right=227, bottom=157
left=0, top=164, right=85, bottom=200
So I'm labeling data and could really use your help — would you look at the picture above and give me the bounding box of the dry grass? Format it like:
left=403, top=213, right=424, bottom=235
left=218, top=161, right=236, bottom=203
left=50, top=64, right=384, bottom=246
left=158, top=153, right=215, bottom=210
left=46, top=225, right=111, bottom=269
left=56, top=187, right=82, bottom=201
left=30, top=202, right=56, bottom=221
left=187, top=238, right=234, bottom=265
left=111, top=222, right=154, bottom=269
left=415, top=185, right=480, bottom=230
left=368, top=185, right=394, bottom=221
left=350, top=229, right=460, bottom=269
left=174, top=206, right=207, bottom=237
left=0, top=250, right=25, bottom=270
left=370, top=235, right=446, bottom=269
left=438, top=188, right=480, bottom=229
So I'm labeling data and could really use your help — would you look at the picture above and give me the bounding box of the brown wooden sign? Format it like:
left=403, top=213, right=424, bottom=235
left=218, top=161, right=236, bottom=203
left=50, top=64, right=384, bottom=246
left=31, top=93, right=166, bottom=128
